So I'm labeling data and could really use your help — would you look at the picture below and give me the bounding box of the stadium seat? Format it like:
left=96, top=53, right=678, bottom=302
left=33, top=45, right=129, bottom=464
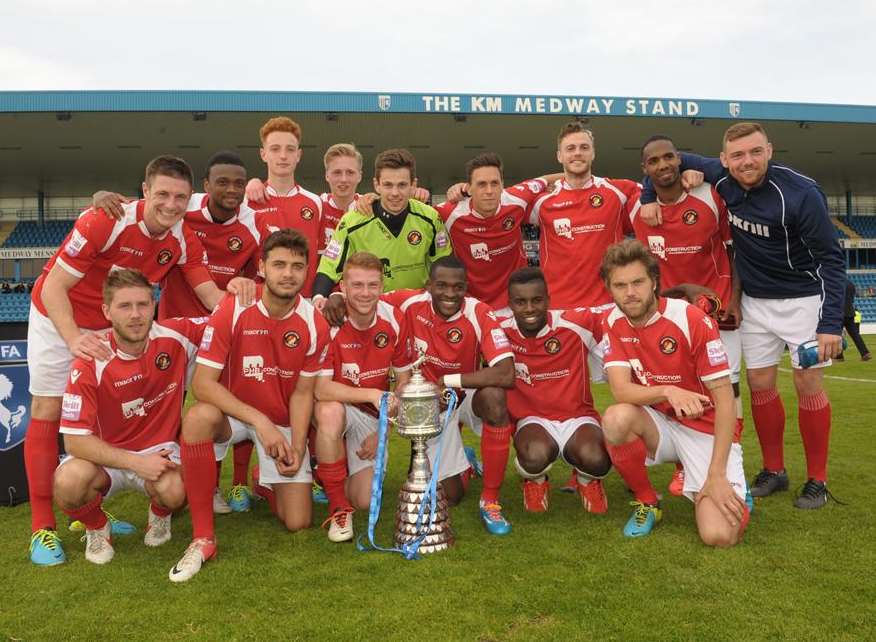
left=3, top=220, right=75, bottom=248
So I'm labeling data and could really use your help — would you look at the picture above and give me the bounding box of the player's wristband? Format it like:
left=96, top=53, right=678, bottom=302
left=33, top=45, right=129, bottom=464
left=442, top=373, right=463, bottom=388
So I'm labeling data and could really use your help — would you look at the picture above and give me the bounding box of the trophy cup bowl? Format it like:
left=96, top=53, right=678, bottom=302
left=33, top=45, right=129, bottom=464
left=391, top=357, right=455, bottom=554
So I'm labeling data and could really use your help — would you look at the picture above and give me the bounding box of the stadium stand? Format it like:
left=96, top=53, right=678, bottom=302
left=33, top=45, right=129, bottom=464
left=849, top=271, right=876, bottom=322
left=2, top=220, right=74, bottom=248
left=830, top=217, right=852, bottom=239
left=845, top=216, right=876, bottom=238
left=0, top=291, right=31, bottom=323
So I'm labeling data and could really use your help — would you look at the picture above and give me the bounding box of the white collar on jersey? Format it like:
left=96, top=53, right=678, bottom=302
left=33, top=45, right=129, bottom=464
left=265, top=183, right=300, bottom=198
left=326, top=193, right=359, bottom=212
left=256, top=296, right=301, bottom=320
left=559, top=176, right=597, bottom=190
left=656, top=191, right=689, bottom=207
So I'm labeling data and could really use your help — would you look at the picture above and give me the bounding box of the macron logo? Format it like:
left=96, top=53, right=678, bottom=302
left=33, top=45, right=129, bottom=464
left=70, top=369, right=82, bottom=384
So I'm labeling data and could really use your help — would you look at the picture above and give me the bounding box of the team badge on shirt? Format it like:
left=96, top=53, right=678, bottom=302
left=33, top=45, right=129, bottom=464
left=374, top=332, right=389, bottom=348
left=502, top=216, right=515, bottom=231
left=447, top=328, right=463, bottom=343
left=544, top=337, right=561, bottom=354
left=155, top=352, right=171, bottom=370
left=407, top=230, right=423, bottom=246
left=157, top=249, right=173, bottom=265
left=283, top=331, right=301, bottom=348
left=228, top=236, right=244, bottom=252
left=301, top=207, right=315, bottom=221
left=590, top=194, right=604, bottom=208
left=682, top=210, right=699, bottom=225
left=659, top=336, right=678, bottom=354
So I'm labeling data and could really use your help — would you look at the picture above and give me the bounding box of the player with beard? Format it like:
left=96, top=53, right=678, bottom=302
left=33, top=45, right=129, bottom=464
left=500, top=268, right=611, bottom=514
left=383, top=256, right=516, bottom=535
left=53, top=269, right=205, bottom=565
left=600, top=240, right=748, bottom=545
left=169, top=230, right=329, bottom=582
left=632, top=135, right=742, bottom=497
left=313, top=252, right=415, bottom=543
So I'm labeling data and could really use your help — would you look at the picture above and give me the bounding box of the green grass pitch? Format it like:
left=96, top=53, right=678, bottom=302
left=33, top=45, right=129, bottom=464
left=1, top=346, right=875, bottom=641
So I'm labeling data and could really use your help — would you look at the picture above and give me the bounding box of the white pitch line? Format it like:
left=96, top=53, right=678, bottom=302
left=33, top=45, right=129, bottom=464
left=777, top=367, right=876, bottom=383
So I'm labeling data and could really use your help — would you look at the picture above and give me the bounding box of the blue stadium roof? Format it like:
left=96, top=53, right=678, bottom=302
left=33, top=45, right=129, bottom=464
left=1, top=90, right=875, bottom=124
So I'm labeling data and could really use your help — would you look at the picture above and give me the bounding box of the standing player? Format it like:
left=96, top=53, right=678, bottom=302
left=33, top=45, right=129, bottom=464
left=633, top=135, right=742, bottom=496
left=53, top=269, right=204, bottom=564
left=528, top=121, right=640, bottom=309
left=599, top=240, right=748, bottom=545
left=24, top=156, right=241, bottom=566
left=169, top=229, right=329, bottom=583
left=639, top=123, right=845, bottom=509
left=435, top=153, right=562, bottom=309
left=314, top=148, right=453, bottom=318
left=313, top=252, right=414, bottom=542
left=501, top=267, right=611, bottom=513
left=384, top=256, right=516, bottom=535
left=245, top=117, right=323, bottom=294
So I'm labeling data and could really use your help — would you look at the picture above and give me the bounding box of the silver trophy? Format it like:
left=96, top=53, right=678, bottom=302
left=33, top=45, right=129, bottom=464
left=392, top=357, right=455, bottom=553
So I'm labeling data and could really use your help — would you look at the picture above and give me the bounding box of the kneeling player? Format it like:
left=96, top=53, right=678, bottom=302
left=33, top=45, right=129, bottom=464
left=384, top=256, right=516, bottom=535
left=170, top=230, right=329, bottom=582
left=599, top=240, right=748, bottom=546
left=501, top=268, right=611, bottom=513
left=313, top=252, right=414, bottom=542
left=53, top=269, right=205, bottom=564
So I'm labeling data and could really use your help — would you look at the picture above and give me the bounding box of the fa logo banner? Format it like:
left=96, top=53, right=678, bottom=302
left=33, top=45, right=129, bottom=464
left=378, top=95, right=391, bottom=111
left=728, top=102, right=741, bottom=118
left=0, top=367, right=29, bottom=451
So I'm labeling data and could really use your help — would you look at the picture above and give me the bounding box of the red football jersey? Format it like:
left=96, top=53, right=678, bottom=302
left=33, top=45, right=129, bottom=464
left=435, top=179, right=546, bottom=309
left=383, top=289, right=513, bottom=384
left=59, top=317, right=206, bottom=451
left=196, top=289, right=329, bottom=427
left=248, top=184, right=322, bottom=295
left=501, top=308, right=603, bottom=422
left=630, top=183, right=733, bottom=324
left=529, top=177, right=640, bottom=308
left=318, top=193, right=358, bottom=255
left=32, top=201, right=211, bottom=330
left=159, top=194, right=262, bottom=320
left=601, top=297, right=737, bottom=439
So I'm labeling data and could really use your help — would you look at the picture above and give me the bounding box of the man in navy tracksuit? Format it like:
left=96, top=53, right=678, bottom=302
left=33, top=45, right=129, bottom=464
left=639, top=122, right=844, bottom=510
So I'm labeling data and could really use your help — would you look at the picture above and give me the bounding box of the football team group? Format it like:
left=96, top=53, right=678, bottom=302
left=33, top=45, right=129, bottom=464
left=22, top=115, right=845, bottom=583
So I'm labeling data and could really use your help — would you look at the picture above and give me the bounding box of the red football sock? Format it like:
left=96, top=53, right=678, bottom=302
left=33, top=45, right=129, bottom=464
left=798, top=391, right=831, bottom=481
left=232, top=441, right=253, bottom=486
left=480, top=423, right=513, bottom=503
left=606, top=438, right=658, bottom=505
left=750, top=388, right=786, bottom=471
left=215, top=460, right=222, bottom=487
left=319, top=458, right=352, bottom=514
left=150, top=500, right=173, bottom=518
left=62, top=493, right=107, bottom=531
left=182, top=439, right=217, bottom=541
left=24, top=418, right=60, bottom=532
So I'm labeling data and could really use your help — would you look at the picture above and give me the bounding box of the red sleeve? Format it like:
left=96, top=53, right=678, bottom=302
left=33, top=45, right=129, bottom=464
left=391, top=311, right=415, bottom=371
left=322, top=338, right=338, bottom=378
left=434, top=201, right=454, bottom=221
left=687, top=306, right=731, bottom=382
left=196, top=295, right=235, bottom=371
left=179, top=224, right=212, bottom=288
left=59, top=361, right=99, bottom=434
left=380, top=289, right=421, bottom=308
left=302, top=313, right=331, bottom=376
left=601, top=319, right=631, bottom=369
left=163, top=317, right=208, bottom=359
left=506, top=178, right=549, bottom=208
left=475, top=304, right=513, bottom=366
left=616, top=179, right=641, bottom=236
left=714, top=187, right=732, bottom=244
left=55, top=209, right=116, bottom=278
left=562, top=307, right=604, bottom=343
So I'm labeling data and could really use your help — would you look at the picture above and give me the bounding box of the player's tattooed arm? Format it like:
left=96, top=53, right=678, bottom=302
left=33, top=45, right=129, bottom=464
left=92, top=190, right=133, bottom=221
left=445, top=356, right=515, bottom=390
left=42, top=264, right=113, bottom=361
left=697, top=376, right=746, bottom=527
left=65, top=434, right=176, bottom=482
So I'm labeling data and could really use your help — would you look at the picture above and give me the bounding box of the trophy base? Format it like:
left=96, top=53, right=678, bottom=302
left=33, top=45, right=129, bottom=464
left=393, top=478, right=455, bottom=554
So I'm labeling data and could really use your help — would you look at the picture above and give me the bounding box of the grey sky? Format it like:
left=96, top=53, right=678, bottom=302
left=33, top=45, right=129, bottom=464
left=1, top=0, right=874, bottom=105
